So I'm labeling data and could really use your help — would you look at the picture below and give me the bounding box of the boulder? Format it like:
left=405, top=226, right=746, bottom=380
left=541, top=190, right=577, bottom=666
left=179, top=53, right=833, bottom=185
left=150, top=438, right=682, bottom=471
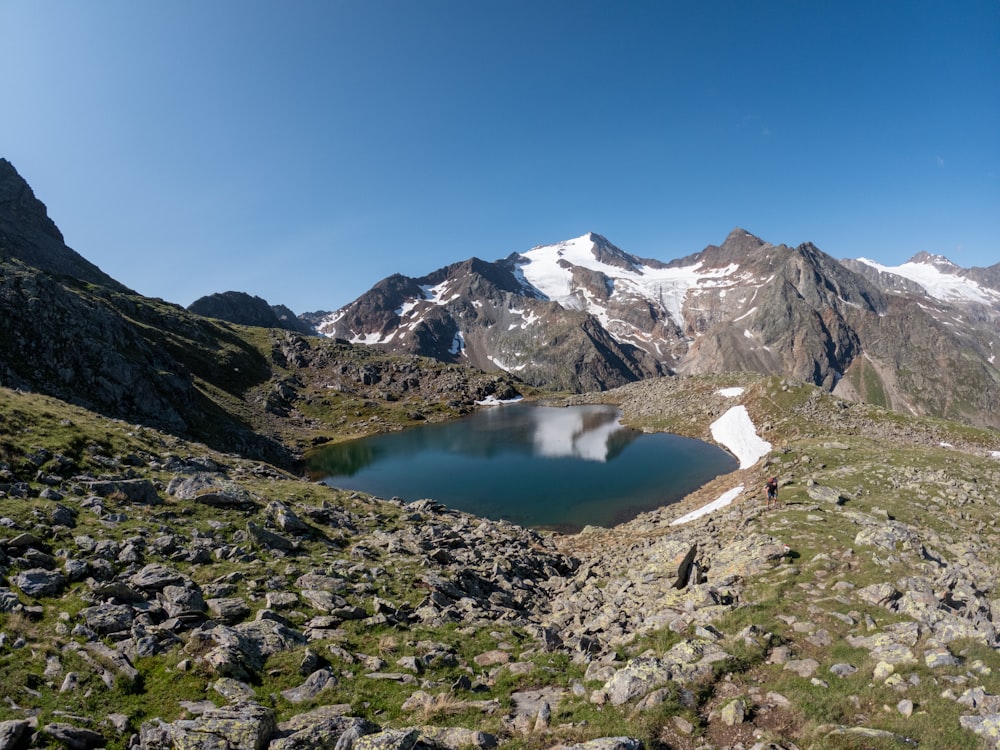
left=12, top=568, right=65, bottom=598
left=271, top=713, right=378, bottom=750
left=0, top=720, right=33, bottom=750
left=41, top=723, right=105, bottom=750
left=139, top=701, right=276, bottom=750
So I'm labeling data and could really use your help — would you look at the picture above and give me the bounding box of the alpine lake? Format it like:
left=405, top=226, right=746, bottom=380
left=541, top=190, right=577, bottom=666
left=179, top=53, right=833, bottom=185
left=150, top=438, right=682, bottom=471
left=308, top=402, right=738, bottom=533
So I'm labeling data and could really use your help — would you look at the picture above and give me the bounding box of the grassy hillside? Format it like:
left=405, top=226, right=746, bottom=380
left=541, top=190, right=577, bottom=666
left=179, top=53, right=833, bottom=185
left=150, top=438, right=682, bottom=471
left=1, top=376, right=999, bottom=748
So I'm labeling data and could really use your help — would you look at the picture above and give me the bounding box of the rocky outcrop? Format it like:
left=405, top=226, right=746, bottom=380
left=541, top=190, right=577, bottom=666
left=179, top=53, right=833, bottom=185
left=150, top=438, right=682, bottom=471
left=0, top=158, right=127, bottom=291
left=188, top=291, right=316, bottom=335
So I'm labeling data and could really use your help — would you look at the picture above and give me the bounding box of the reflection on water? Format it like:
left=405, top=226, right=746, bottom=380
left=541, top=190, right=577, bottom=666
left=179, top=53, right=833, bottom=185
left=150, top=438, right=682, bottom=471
left=308, top=403, right=736, bottom=532
left=311, top=404, right=634, bottom=478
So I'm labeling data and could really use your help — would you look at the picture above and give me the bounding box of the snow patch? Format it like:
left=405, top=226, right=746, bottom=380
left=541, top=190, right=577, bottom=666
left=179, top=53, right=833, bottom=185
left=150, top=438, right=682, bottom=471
left=989, top=451, right=1000, bottom=460
left=857, top=257, right=996, bottom=304
left=710, top=406, right=772, bottom=469
left=671, top=485, right=744, bottom=526
left=716, top=387, right=745, bottom=398
left=475, top=394, right=524, bottom=406
left=516, top=234, right=739, bottom=325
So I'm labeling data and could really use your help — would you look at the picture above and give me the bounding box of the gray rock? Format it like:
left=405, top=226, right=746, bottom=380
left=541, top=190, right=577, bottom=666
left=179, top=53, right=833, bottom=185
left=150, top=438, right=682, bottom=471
left=806, top=485, right=845, bottom=504
left=783, top=658, right=820, bottom=678
left=601, top=657, right=673, bottom=706
left=266, top=501, right=310, bottom=534
left=352, top=729, right=420, bottom=750
left=129, top=564, right=187, bottom=591
left=166, top=474, right=258, bottom=510
left=207, top=597, right=251, bottom=624
left=281, top=667, right=337, bottom=703
left=79, top=604, right=134, bottom=634
left=271, top=712, right=378, bottom=750
left=41, top=723, right=105, bottom=750
left=247, top=521, right=296, bottom=551
left=0, top=719, right=33, bottom=750
left=414, top=726, right=498, bottom=750
left=12, top=568, right=65, bottom=597
left=139, top=701, right=275, bottom=750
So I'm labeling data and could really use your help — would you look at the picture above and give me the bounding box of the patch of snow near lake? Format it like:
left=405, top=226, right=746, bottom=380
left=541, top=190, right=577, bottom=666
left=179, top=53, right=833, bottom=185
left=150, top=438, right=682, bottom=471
left=476, top=395, right=524, bottom=406
left=716, top=387, right=745, bottom=398
left=710, top=405, right=772, bottom=469
left=671, top=485, right=744, bottom=526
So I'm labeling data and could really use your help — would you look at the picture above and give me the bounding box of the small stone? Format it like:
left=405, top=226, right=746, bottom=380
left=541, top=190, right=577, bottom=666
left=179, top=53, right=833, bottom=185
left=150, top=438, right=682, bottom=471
left=784, top=658, right=819, bottom=678
left=829, top=663, right=858, bottom=678
left=720, top=698, right=747, bottom=726
left=898, top=699, right=914, bottom=717
left=673, top=715, right=694, bottom=734
left=873, top=661, right=895, bottom=681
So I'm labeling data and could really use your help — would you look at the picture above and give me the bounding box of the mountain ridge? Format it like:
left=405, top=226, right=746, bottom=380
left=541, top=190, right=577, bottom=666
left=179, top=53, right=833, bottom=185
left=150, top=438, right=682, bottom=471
left=317, top=229, right=1000, bottom=429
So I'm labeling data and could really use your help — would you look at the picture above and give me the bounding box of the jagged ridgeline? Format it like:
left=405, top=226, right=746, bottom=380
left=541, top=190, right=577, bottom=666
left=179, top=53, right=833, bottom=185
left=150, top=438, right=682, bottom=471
left=317, top=231, right=1000, bottom=429
left=3, top=156, right=1000, bottom=749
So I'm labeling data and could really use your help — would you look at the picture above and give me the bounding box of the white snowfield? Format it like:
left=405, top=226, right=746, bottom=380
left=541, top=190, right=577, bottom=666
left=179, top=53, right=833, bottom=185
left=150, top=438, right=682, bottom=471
left=517, top=233, right=739, bottom=327
left=856, top=256, right=998, bottom=305
left=710, top=405, right=772, bottom=470
left=670, top=403, right=772, bottom=526
left=671, top=485, right=744, bottom=526
left=715, top=387, right=745, bottom=398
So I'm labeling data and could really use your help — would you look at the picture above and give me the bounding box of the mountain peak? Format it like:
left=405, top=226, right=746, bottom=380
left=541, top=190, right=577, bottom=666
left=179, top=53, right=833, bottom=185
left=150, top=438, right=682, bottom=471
left=0, top=158, right=128, bottom=291
left=908, top=251, right=957, bottom=270
left=723, top=227, right=766, bottom=249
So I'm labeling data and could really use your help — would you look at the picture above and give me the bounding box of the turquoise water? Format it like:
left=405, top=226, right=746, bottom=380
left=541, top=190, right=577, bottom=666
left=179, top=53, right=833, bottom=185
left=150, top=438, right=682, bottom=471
left=309, top=403, right=737, bottom=532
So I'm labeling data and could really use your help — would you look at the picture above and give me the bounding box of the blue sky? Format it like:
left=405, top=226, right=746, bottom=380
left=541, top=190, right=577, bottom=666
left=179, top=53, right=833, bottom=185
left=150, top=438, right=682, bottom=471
left=2, top=1, right=997, bottom=312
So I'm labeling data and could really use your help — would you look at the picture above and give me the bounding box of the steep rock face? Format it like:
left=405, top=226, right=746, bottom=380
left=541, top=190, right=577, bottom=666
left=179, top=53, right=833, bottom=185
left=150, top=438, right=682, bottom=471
left=0, top=158, right=126, bottom=291
left=188, top=291, right=315, bottom=335
left=677, top=237, right=881, bottom=390
left=0, top=256, right=290, bottom=461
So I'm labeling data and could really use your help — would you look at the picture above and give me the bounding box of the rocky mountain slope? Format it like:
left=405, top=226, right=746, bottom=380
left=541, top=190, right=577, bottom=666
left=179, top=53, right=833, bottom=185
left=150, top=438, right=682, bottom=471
left=2, top=375, right=1000, bottom=750
left=0, top=161, right=523, bottom=467
left=316, top=231, right=1000, bottom=429
left=188, top=291, right=316, bottom=335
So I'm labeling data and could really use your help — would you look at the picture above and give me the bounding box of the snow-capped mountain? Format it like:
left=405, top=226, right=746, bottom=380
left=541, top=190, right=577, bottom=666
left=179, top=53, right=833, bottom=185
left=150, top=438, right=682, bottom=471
left=314, top=230, right=1000, bottom=428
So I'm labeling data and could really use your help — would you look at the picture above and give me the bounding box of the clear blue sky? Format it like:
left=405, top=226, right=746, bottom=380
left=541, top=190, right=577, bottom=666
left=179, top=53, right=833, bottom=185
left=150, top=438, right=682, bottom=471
left=2, top=1, right=997, bottom=312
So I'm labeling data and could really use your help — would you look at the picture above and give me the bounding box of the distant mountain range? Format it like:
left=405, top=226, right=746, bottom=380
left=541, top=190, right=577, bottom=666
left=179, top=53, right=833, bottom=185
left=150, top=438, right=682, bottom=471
left=310, top=230, right=1000, bottom=428
left=2, top=155, right=997, bottom=431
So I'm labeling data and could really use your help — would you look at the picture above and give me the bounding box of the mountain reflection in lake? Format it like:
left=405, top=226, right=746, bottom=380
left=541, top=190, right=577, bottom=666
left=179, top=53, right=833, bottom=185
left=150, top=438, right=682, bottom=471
left=308, top=403, right=737, bottom=532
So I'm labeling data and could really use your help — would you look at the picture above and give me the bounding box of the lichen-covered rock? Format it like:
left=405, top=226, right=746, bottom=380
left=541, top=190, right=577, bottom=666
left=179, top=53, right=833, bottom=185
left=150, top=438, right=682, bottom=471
left=352, top=729, right=420, bottom=750
left=600, top=657, right=673, bottom=706
left=139, top=701, right=275, bottom=750
left=720, top=698, right=747, bottom=726
left=271, top=712, right=378, bottom=750
left=959, top=714, right=1000, bottom=749
left=708, top=534, right=787, bottom=582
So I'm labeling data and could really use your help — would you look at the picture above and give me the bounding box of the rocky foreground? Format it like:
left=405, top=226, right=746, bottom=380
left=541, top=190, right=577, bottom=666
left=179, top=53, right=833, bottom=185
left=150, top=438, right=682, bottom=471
left=2, top=376, right=1000, bottom=749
